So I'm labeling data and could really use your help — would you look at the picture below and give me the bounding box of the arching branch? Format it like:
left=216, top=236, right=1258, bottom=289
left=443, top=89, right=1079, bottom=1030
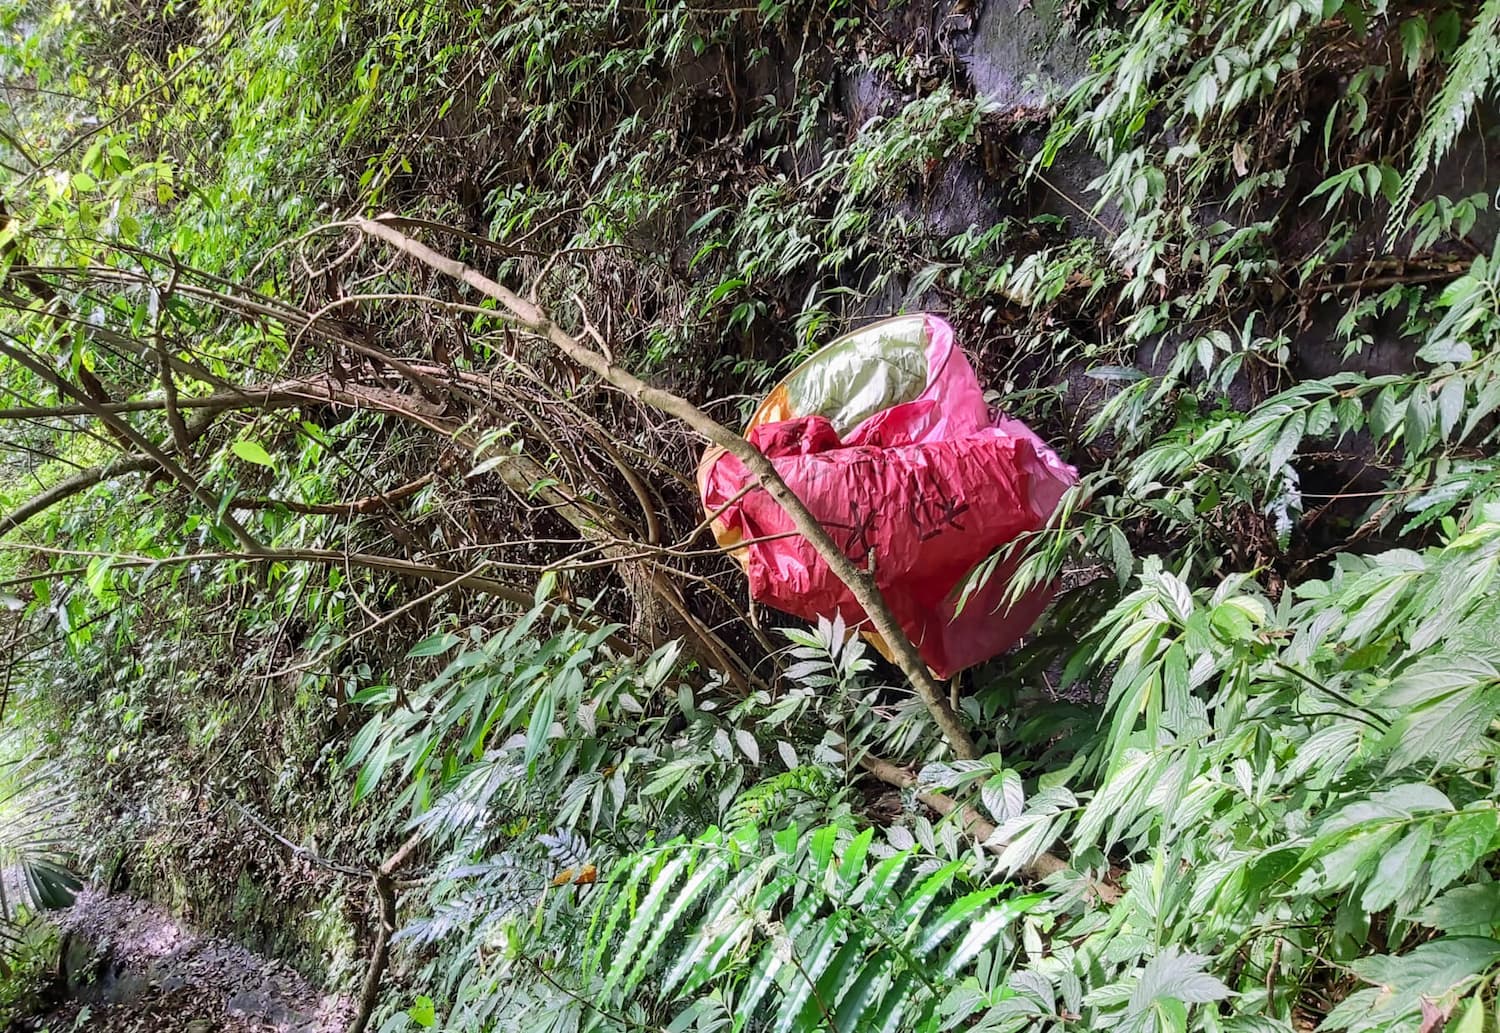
left=0, top=456, right=154, bottom=537
left=356, top=215, right=979, bottom=760
left=0, top=338, right=265, bottom=553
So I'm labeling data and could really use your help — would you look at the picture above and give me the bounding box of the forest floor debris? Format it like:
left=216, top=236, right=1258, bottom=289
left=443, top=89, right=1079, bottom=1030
left=20, top=890, right=351, bottom=1033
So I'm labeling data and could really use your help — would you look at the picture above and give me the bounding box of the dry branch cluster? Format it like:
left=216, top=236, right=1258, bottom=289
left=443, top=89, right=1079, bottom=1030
left=0, top=208, right=991, bottom=757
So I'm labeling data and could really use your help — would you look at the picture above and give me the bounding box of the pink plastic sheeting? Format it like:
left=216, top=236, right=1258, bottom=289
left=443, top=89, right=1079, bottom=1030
left=698, top=315, right=1078, bottom=678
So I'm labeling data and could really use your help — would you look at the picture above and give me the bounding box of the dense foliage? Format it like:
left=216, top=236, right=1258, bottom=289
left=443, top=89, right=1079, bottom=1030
left=4, top=0, right=1500, bottom=1031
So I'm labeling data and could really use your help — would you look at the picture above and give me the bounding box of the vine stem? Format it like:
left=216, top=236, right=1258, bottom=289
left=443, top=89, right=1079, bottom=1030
left=355, top=214, right=979, bottom=760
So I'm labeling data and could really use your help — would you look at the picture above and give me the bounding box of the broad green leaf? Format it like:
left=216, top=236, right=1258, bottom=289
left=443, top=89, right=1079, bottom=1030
left=1360, top=822, right=1432, bottom=912
left=230, top=440, right=275, bottom=467
left=1431, top=810, right=1500, bottom=889
left=1421, top=884, right=1500, bottom=936
left=1451, top=993, right=1484, bottom=1033
left=407, top=996, right=437, bottom=1028
left=1350, top=937, right=1500, bottom=995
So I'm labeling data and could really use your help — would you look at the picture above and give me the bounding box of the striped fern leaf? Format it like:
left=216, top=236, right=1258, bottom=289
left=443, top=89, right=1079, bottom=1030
left=588, top=821, right=1039, bottom=1032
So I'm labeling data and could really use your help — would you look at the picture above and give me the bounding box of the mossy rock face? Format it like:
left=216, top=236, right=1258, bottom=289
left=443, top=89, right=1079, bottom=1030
left=962, top=0, right=1090, bottom=111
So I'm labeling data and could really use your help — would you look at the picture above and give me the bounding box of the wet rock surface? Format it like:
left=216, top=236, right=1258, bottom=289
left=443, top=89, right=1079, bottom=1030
left=22, top=890, right=352, bottom=1033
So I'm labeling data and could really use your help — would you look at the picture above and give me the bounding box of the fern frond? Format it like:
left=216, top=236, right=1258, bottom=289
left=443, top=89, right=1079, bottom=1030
left=1388, top=0, right=1500, bottom=242
left=770, top=910, right=851, bottom=1033
left=589, top=821, right=1039, bottom=1032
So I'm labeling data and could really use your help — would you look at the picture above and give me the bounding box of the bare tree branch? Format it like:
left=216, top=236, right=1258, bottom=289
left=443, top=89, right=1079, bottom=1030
left=3, top=544, right=637, bottom=655
left=0, top=456, right=154, bottom=537
left=230, top=474, right=434, bottom=516
left=0, top=337, right=266, bottom=553
left=356, top=214, right=979, bottom=759
left=152, top=261, right=192, bottom=456
left=0, top=404, right=219, bottom=540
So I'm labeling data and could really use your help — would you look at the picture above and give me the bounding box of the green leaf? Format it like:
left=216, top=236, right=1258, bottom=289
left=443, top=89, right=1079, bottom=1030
left=230, top=440, right=276, bottom=467
left=344, top=715, right=383, bottom=770
left=707, top=277, right=745, bottom=303
left=771, top=910, right=850, bottom=1033
left=1438, top=376, right=1467, bottom=438
left=800, top=935, right=867, bottom=1030
left=829, top=951, right=891, bottom=1033
left=525, top=682, right=557, bottom=768
left=1108, top=525, right=1133, bottom=586
left=1451, top=993, right=1484, bottom=1033
left=1086, top=365, right=1148, bottom=382
left=1360, top=822, right=1432, bottom=912
left=1405, top=390, right=1434, bottom=451
left=739, top=892, right=822, bottom=1017
left=1418, top=339, right=1473, bottom=365
left=687, top=205, right=726, bottom=234
left=1129, top=948, right=1231, bottom=1013
left=833, top=827, right=874, bottom=897
left=603, top=851, right=691, bottom=997
left=351, top=735, right=391, bottom=804
left=1268, top=410, right=1306, bottom=473
left=1350, top=937, right=1500, bottom=995
left=620, top=848, right=730, bottom=996
left=914, top=885, right=1010, bottom=956
left=735, top=728, right=760, bottom=765
left=591, top=854, right=654, bottom=980
left=1421, top=884, right=1500, bottom=936
left=406, top=632, right=461, bottom=658
left=408, top=996, right=437, bottom=1028
left=942, top=896, right=1044, bottom=976
left=1431, top=810, right=1500, bottom=889
left=809, top=825, right=838, bottom=875
left=1370, top=387, right=1402, bottom=438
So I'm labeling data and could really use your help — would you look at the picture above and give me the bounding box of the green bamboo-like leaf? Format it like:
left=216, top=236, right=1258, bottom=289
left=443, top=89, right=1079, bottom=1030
left=829, top=951, right=893, bottom=1033
left=859, top=849, right=913, bottom=910
left=344, top=715, right=383, bottom=770
left=24, top=859, right=80, bottom=909
left=678, top=869, right=796, bottom=996
left=789, top=931, right=868, bottom=1033
left=524, top=681, right=556, bottom=769
left=943, top=899, right=1041, bottom=978
left=406, top=631, right=461, bottom=658
left=913, top=885, right=1010, bottom=957
left=833, top=827, right=874, bottom=897
left=738, top=892, right=823, bottom=1019
left=868, top=971, right=925, bottom=1033
left=809, top=824, right=838, bottom=875
left=351, top=736, right=392, bottom=804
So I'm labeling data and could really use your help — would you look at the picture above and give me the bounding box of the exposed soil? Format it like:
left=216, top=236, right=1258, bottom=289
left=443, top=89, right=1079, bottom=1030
left=15, top=890, right=352, bottom=1033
